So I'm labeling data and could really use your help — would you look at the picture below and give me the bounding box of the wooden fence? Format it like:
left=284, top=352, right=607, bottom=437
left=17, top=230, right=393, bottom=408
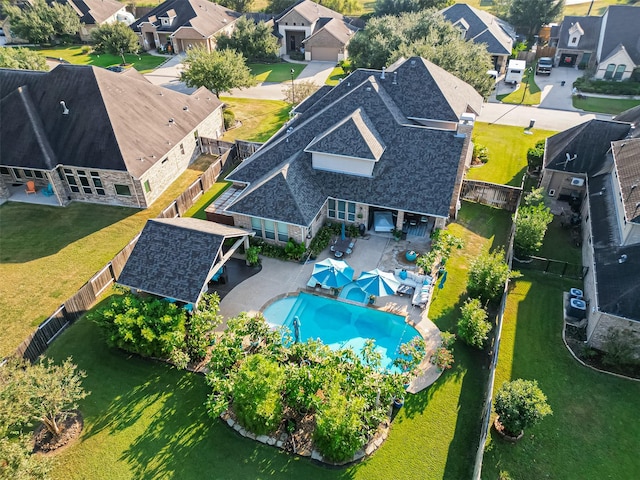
left=12, top=149, right=238, bottom=362
left=461, top=179, right=522, bottom=212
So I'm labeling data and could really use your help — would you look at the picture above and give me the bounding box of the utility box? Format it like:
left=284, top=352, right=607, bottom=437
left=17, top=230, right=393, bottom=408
left=505, top=60, right=526, bottom=85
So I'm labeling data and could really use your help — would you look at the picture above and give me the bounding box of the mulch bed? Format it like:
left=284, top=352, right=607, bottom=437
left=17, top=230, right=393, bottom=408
left=32, top=410, right=83, bottom=454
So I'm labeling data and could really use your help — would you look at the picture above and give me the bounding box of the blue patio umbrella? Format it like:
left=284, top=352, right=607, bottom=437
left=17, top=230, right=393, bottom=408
left=438, top=270, right=448, bottom=289
left=341, top=222, right=346, bottom=240
left=311, top=258, right=354, bottom=288
left=356, top=269, right=401, bottom=296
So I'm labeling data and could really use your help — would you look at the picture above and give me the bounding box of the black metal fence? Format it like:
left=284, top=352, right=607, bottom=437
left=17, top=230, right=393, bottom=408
left=513, top=255, right=587, bottom=280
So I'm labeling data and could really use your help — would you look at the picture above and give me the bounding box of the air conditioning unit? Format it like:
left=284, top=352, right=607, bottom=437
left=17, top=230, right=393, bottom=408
left=571, top=177, right=585, bottom=187
left=548, top=189, right=556, bottom=197
left=570, top=288, right=583, bottom=299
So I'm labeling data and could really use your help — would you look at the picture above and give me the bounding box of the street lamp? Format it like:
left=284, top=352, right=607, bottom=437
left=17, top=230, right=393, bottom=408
left=290, top=68, right=295, bottom=104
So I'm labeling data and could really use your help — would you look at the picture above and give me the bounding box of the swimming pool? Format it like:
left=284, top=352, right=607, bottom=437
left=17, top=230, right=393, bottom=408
left=338, top=282, right=368, bottom=304
left=263, top=292, right=421, bottom=371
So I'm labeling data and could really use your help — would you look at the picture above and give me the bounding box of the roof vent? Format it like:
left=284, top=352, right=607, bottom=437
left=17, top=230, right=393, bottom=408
left=380, top=67, right=385, bottom=80
left=618, top=254, right=628, bottom=264
left=183, top=105, right=189, bottom=111
left=410, top=60, right=416, bottom=67
left=365, top=86, right=372, bottom=92
left=168, top=118, right=175, bottom=125
left=392, top=71, right=397, bottom=85
left=59, top=101, right=69, bottom=115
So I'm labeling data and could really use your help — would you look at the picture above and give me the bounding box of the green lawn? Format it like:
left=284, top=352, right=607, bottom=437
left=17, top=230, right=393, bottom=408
left=466, top=123, right=557, bottom=186
left=0, top=156, right=217, bottom=357
left=572, top=95, right=640, bottom=115
left=249, top=63, right=306, bottom=83
left=325, top=66, right=347, bottom=86
left=183, top=181, right=231, bottom=220
left=564, top=0, right=634, bottom=16
left=42, top=202, right=512, bottom=479
left=34, top=45, right=166, bottom=73
left=497, top=69, right=541, bottom=106
left=220, top=97, right=291, bottom=143
left=481, top=272, right=640, bottom=479
left=536, top=216, right=583, bottom=265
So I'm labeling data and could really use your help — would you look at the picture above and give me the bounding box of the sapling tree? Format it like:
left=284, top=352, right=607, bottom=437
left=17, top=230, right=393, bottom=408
left=494, top=379, right=552, bottom=436
left=457, top=297, right=492, bottom=348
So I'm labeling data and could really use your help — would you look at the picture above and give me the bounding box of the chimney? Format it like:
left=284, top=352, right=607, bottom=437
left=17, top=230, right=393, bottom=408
left=60, top=101, right=69, bottom=115
left=380, top=67, right=385, bottom=80
left=455, top=112, right=475, bottom=138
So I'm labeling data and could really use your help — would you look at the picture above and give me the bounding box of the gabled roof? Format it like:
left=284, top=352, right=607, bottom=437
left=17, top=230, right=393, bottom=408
left=276, top=0, right=342, bottom=23
left=117, top=218, right=252, bottom=304
left=302, top=16, right=357, bottom=46
left=544, top=119, right=631, bottom=176
left=440, top=3, right=515, bottom=56
left=305, top=108, right=385, bottom=161
left=54, top=0, right=123, bottom=25
left=611, top=139, right=640, bottom=224
left=614, top=104, right=640, bottom=130
left=225, top=57, right=479, bottom=225
left=600, top=5, right=640, bottom=65
left=131, top=0, right=240, bottom=36
left=556, top=15, right=602, bottom=50
left=0, top=65, right=222, bottom=177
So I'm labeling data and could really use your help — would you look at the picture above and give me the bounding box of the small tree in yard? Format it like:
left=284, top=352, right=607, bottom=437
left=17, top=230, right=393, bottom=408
left=514, top=201, right=553, bottom=257
left=282, top=80, right=320, bottom=105
left=91, top=22, right=140, bottom=65
left=494, top=379, right=552, bottom=436
left=181, top=48, right=257, bottom=97
left=526, top=139, right=545, bottom=172
left=0, top=357, right=89, bottom=438
left=216, top=17, right=279, bottom=62
left=0, top=436, right=51, bottom=480
left=0, top=47, right=47, bottom=71
left=467, top=249, right=519, bottom=304
left=457, top=298, right=492, bottom=349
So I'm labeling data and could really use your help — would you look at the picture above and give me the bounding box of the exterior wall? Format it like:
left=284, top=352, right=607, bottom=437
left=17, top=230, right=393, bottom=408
left=304, top=29, right=342, bottom=49
left=311, top=152, right=374, bottom=176
left=540, top=170, right=587, bottom=199
left=450, top=123, right=474, bottom=218
left=58, top=166, right=147, bottom=207
left=594, top=48, right=635, bottom=80
left=494, top=54, right=509, bottom=74
left=278, top=10, right=314, bottom=34
left=231, top=213, right=305, bottom=245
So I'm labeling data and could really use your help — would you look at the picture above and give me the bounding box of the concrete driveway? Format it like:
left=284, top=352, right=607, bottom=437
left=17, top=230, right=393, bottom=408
left=143, top=54, right=197, bottom=95
left=536, top=66, right=583, bottom=110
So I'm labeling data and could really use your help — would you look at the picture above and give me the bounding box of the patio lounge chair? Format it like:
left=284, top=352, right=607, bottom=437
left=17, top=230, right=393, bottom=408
left=25, top=181, right=36, bottom=195
left=42, top=183, right=54, bottom=196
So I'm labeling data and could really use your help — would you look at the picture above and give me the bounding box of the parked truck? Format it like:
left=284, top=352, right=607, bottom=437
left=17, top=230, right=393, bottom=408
left=536, top=57, right=553, bottom=75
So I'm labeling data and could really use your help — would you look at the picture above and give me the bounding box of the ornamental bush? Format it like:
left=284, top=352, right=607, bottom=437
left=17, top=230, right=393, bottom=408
left=527, top=139, right=545, bottom=172
left=514, top=202, right=553, bottom=257
left=467, top=249, right=516, bottom=304
left=457, top=298, right=492, bottom=349
left=494, top=379, right=552, bottom=436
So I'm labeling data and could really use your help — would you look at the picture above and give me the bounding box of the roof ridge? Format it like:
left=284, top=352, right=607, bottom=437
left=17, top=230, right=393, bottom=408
left=15, top=85, right=58, bottom=169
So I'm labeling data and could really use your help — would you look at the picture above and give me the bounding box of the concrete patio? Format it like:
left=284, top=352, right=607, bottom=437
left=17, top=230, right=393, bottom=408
left=218, top=231, right=444, bottom=393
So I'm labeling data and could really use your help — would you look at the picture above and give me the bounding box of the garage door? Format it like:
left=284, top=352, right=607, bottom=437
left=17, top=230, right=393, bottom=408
left=311, top=47, right=338, bottom=62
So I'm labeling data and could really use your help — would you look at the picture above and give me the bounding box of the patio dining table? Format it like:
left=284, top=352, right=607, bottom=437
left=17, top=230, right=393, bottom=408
left=330, top=236, right=355, bottom=257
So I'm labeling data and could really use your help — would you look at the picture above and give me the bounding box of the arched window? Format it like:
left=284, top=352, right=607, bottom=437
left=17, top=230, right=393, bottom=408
left=614, top=64, right=626, bottom=80
left=604, top=63, right=616, bottom=79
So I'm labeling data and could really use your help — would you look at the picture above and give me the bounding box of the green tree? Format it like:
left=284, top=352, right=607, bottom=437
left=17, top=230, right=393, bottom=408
left=181, top=47, right=257, bottom=97
left=491, top=0, right=513, bottom=19
left=4, top=0, right=79, bottom=44
left=348, top=9, right=494, bottom=97
left=375, top=0, right=452, bottom=16
left=509, top=0, right=564, bottom=38
left=0, top=47, right=47, bottom=70
left=457, top=297, right=492, bottom=348
left=494, top=379, right=552, bottom=436
left=467, top=248, right=516, bottom=304
left=0, top=436, right=51, bottom=480
left=265, top=0, right=297, bottom=13
left=282, top=79, right=319, bottom=105
left=185, top=293, right=222, bottom=362
left=526, top=139, right=545, bottom=172
left=216, top=16, right=279, bottom=62
left=0, top=357, right=88, bottom=437
left=91, top=21, right=139, bottom=64
left=217, top=0, right=254, bottom=12
left=514, top=202, right=553, bottom=257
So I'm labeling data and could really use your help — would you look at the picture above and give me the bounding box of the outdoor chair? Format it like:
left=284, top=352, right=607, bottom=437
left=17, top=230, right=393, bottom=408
left=25, top=181, right=36, bottom=195
left=42, top=183, right=54, bottom=197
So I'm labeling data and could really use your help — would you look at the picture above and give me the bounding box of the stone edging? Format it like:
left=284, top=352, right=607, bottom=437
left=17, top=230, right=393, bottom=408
left=220, top=411, right=389, bottom=466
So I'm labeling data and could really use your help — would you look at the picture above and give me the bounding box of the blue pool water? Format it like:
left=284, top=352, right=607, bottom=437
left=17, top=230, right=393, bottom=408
left=263, top=292, right=420, bottom=371
left=339, top=282, right=368, bottom=304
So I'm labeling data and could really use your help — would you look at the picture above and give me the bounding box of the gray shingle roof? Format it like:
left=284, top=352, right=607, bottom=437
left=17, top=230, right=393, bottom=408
left=226, top=57, right=476, bottom=225
left=117, top=218, right=252, bottom=304
left=600, top=5, right=640, bottom=65
left=0, top=65, right=221, bottom=177
left=556, top=15, right=602, bottom=51
left=440, top=3, right=514, bottom=56
left=614, top=104, right=640, bottom=129
left=544, top=119, right=631, bottom=176
left=305, top=108, right=385, bottom=161
left=611, top=138, right=640, bottom=223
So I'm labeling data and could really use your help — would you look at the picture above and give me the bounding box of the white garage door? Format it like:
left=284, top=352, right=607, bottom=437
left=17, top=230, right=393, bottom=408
left=311, top=47, right=338, bottom=62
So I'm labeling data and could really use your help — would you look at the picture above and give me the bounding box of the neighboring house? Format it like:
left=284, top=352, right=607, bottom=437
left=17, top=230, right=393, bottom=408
left=551, top=5, right=640, bottom=79
left=540, top=105, right=640, bottom=357
left=0, top=64, right=224, bottom=208
left=54, top=0, right=133, bottom=42
left=218, top=56, right=483, bottom=247
left=130, top=0, right=240, bottom=54
left=275, top=0, right=358, bottom=62
left=117, top=218, right=254, bottom=307
left=440, top=3, right=516, bottom=75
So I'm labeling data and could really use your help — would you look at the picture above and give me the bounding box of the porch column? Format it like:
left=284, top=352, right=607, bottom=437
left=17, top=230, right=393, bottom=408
left=243, top=236, right=250, bottom=250
left=396, top=211, right=405, bottom=231
left=0, top=176, right=9, bottom=201
left=47, top=171, right=68, bottom=206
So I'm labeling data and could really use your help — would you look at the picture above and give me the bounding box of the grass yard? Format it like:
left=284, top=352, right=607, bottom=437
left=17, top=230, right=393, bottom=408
left=572, top=95, right=640, bottom=115
left=43, top=202, right=512, bottom=479
left=536, top=216, right=583, bottom=265
left=220, top=97, right=291, bottom=143
left=481, top=272, right=640, bottom=479
left=564, top=0, right=634, bottom=16
left=249, top=63, right=306, bottom=83
left=34, top=45, right=166, bottom=73
left=0, top=156, right=217, bottom=357
left=182, top=181, right=231, bottom=219
left=325, top=66, right=347, bottom=86
left=466, top=123, right=557, bottom=186
left=497, top=69, right=541, bottom=106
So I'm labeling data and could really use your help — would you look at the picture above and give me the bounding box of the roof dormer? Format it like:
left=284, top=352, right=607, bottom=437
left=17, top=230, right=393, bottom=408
left=159, top=9, right=177, bottom=27
left=568, top=22, right=584, bottom=47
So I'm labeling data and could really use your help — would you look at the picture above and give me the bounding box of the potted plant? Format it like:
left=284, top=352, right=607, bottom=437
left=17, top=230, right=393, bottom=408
left=245, top=246, right=261, bottom=267
left=368, top=294, right=376, bottom=305
left=493, top=379, right=552, bottom=441
left=392, top=228, right=402, bottom=241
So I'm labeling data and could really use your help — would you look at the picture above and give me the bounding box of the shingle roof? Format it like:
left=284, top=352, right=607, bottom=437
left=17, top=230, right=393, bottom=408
left=131, top=0, right=240, bottom=36
left=556, top=15, right=602, bottom=51
left=0, top=65, right=222, bottom=177
left=600, top=5, right=640, bottom=65
left=277, top=0, right=342, bottom=23
left=544, top=119, right=631, bottom=176
left=117, top=218, right=252, bottom=304
left=225, top=57, right=477, bottom=225
left=54, top=0, right=123, bottom=25
left=614, top=104, right=640, bottom=128
left=611, top=139, right=640, bottom=223
left=305, top=108, right=385, bottom=161
left=440, top=3, right=514, bottom=56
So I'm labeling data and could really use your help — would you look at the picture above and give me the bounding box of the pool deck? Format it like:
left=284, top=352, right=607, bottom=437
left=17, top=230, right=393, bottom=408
left=218, top=232, right=443, bottom=393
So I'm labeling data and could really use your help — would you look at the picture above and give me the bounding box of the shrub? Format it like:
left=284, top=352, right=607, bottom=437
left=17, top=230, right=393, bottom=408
left=573, top=76, right=640, bottom=95
left=527, top=139, right=545, bottom=172
left=246, top=245, right=261, bottom=266
left=416, top=229, right=463, bottom=274
left=494, top=379, right=552, bottom=436
left=223, top=109, right=235, bottom=129
left=514, top=202, right=553, bottom=257
left=232, top=354, right=285, bottom=435
left=473, top=142, right=489, bottom=164
left=440, top=331, right=456, bottom=348
left=467, top=249, right=517, bottom=304
left=185, top=293, right=222, bottom=362
left=457, top=298, right=492, bottom=349
left=431, top=347, right=454, bottom=370
left=284, top=238, right=306, bottom=261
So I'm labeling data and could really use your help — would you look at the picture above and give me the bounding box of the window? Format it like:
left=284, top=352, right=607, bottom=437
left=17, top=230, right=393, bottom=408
left=614, top=64, right=626, bottom=81
left=277, top=222, right=288, bottom=242
left=34, top=171, right=43, bottom=178
left=571, top=36, right=577, bottom=44
left=328, top=199, right=336, bottom=218
left=337, top=200, right=346, bottom=220
left=91, top=171, right=105, bottom=195
left=604, top=63, right=616, bottom=79
left=65, top=170, right=79, bottom=193
left=251, top=217, right=262, bottom=237
left=144, top=180, right=151, bottom=193
left=115, top=184, right=132, bottom=196
left=327, top=199, right=357, bottom=222
left=180, top=143, right=185, bottom=155
left=264, top=220, right=275, bottom=240
left=24, top=170, right=33, bottom=178
left=0, top=167, right=9, bottom=175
